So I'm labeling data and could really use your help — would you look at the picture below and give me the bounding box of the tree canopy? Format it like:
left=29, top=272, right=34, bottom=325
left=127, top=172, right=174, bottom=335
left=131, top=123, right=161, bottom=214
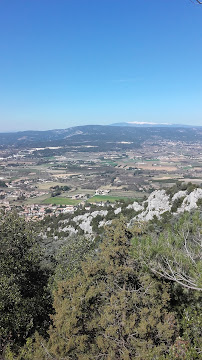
left=0, top=212, right=52, bottom=357
left=132, top=211, right=202, bottom=291
left=13, top=218, right=179, bottom=360
left=1, top=212, right=201, bottom=359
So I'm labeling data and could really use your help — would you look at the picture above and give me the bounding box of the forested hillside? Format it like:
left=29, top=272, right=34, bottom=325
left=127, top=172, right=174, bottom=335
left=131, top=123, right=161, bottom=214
left=0, top=185, right=201, bottom=359
left=0, top=125, right=201, bottom=151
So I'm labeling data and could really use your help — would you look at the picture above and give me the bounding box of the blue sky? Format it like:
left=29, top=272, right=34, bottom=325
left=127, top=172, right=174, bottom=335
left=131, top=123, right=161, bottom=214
left=0, top=0, right=202, bottom=131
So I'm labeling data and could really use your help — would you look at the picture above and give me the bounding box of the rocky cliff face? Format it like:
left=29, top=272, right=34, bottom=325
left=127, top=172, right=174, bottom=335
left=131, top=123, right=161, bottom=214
left=136, top=190, right=171, bottom=221
left=130, top=188, right=202, bottom=222
left=177, top=188, right=202, bottom=213
left=57, top=189, right=202, bottom=236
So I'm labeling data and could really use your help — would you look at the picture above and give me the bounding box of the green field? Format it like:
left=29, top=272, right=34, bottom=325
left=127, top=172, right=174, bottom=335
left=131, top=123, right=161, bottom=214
left=43, top=197, right=80, bottom=205
left=101, top=160, right=118, bottom=167
left=87, top=195, right=132, bottom=203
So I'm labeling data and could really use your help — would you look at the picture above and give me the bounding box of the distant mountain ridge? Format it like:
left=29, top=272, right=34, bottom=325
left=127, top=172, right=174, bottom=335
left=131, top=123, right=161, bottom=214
left=110, top=122, right=201, bottom=128
left=0, top=124, right=201, bottom=151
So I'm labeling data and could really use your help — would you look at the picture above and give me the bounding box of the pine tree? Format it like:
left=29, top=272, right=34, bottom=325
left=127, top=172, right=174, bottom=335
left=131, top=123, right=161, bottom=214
left=22, top=217, right=177, bottom=360
left=0, top=212, right=52, bottom=357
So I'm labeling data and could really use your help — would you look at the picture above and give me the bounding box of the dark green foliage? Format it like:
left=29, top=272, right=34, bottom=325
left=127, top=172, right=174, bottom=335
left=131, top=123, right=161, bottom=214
left=105, top=207, right=116, bottom=221
left=0, top=213, right=52, bottom=356
left=15, top=218, right=179, bottom=359
left=143, top=201, right=148, bottom=210
left=171, top=196, right=185, bottom=212
left=2, top=205, right=202, bottom=359
left=166, top=306, right=202, bottom=359
left=132, top=211, right=202, bottom=290
left=51, top=185, right=71, bottom=192
left=0, top=180, right=7, bottom=188
left=132, top=211, right=202, bottom=358
left=51, top=190, right=61, bottom=197
left=50, top=185, right=71, bottom=197
left=166, top=181, right=186, bottom=197
left=197, top=198, right=202, bottom=207
left=54, top=235, right=95, bottom=282
left=166, top=181, right=201, bottom=199
left=91, top=214, right=103, bottom=233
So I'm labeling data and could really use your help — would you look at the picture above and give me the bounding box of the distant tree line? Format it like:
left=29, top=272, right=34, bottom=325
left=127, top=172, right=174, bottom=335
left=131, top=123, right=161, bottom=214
left=0, top=180, right=7, bottom=188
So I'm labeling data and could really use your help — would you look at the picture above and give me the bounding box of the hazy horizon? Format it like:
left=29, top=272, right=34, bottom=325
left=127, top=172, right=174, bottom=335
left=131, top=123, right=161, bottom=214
left=1, top=121, right=202, bottom=134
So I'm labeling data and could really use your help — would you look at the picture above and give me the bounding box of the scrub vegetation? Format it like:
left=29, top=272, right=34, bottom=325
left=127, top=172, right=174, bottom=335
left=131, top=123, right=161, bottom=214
left=1, top=204, right=201, bottom=359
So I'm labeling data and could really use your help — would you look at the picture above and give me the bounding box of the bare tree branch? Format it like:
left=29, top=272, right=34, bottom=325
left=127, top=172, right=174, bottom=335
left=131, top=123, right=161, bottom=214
left=190, top=0, right=202, bottom=5
left=190, top=0, right=202, bottom=4
left=150, top=267, right=202, bottom=291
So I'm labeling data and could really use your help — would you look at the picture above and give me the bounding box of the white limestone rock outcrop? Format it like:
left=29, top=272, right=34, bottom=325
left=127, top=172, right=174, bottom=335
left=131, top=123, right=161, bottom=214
left=73, top=210, right=108, bottom=234
left=91, top=210, right=108, bottom=218
left=98, top=219, right=112, bottom=228
left=172, top=190, right=187, bottom=202
left=43, top=188, right=202, bottom=239
left=131, top=188, right=202, bottom=222
left=126, top=201, right=144, bottom=212
left=79, top=217, right=93, bottom=234
left=62, top=226, right=78, bottom=235
left=177, top=188, right=202, bottom=213
left=137, top=190, right=171, bottom=221
left=73, top=213, right=90, bottom=224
